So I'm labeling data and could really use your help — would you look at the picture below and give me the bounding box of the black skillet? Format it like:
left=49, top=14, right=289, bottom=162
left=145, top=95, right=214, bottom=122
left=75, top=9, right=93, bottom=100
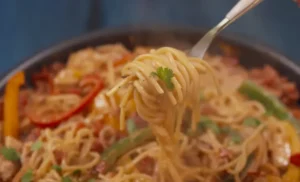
left=1, top=27, right=300, bottom=92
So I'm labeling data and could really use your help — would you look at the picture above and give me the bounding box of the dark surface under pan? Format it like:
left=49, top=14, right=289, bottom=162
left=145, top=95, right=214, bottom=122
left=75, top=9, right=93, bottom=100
left=1, top=27, right=300, bottom=93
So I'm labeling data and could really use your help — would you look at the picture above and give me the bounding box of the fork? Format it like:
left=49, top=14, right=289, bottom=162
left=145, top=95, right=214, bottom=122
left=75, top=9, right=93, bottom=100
left=189, top=0, right=263, bottom=59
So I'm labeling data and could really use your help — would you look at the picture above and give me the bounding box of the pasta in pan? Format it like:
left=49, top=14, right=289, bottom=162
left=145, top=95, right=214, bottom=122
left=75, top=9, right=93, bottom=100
left=0, top=44, right=300, bottom=182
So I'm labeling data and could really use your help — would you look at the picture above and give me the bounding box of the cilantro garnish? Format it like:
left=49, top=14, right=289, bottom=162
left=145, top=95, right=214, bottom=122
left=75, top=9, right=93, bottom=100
left=0, top=147, right=20, bottom=161
left=62, top=176, right=72, bottom=182
left=72, top=169, right=81, bottom=176
left=243, top=117, right=261, bottom=128
left=230, top=131, right=242, bottom=144
left=151, top=67, right=174, bottom=90
left=221, top=126, right=242, bottom=144
left=21, top=169, right=33, bottom=182
left=52, top=164, right=62, bottom=173
left=198, top=116, right=221, bottom=134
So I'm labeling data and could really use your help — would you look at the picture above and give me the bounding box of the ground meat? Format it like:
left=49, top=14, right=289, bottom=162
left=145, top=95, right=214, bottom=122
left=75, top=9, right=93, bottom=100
left=0, top=125, right=2, bottom=144
left=200, top=104, right=217, bottom=115
left=0, top=156, right=18, bottom=181
left=129, top=112, right=148, bottom=129
left=49, top=62, right=64, bottom=76
left=31, top=62, right=64, bottom=94
left=25, top=128, right=41, bottom=142
left=19, top=89, right=32, bottom=118
left=116, top=130, right=128, bottom=140
left=53, top=150, right=65, bottom=164
left=291, top=107, right=300, bottom=119
left=91, top=161, right=107, bottom=175
left=32, top=67, right=54, bottom=93
left=136, top=157, right=156, bottom=175
left=219, top=148, right=233, bottom=159
left=91, top=139, right=104, bottom=153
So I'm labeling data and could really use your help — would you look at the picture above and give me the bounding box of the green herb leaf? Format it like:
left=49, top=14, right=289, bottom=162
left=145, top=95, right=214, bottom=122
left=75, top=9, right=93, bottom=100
left=52, top=164, right=62, bottom=173
left=230, top=131, right=242, bottom=144
left=151, top=67, right=174, bottom=90
left=221, top=126, right=242, bottom=144
left=0, top=147, right=20, bottom=161
left=88, top=179, right=96, bottom=182
left=72, top=169, right=81, bottom=176
left=221, top=126, right=231, bottom=134
left=21, top=169, right=33, bottom=182
left=126, top=119, right=137, bottom=134
left=61, top=176, right=72, bottom=182
left=198, top=116, right=220, bottom=134
left=243, top=117, right=261, bottom=128
left=31, top=141, right=43, bottom=151
left=263, top=110, right=273, bottom=117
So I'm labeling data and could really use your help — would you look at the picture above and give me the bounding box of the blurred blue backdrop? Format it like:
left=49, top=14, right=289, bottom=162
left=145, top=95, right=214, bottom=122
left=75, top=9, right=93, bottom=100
left=0, top=0, right=299, bottom=74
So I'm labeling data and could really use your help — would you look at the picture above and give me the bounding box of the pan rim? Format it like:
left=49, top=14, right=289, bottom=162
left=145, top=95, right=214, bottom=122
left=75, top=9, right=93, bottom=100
left=1, top=26, right=299, bottom=88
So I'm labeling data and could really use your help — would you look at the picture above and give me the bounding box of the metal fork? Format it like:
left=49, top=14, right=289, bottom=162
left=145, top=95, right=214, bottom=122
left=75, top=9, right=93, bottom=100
left=189, top=0, right=263, bottom=59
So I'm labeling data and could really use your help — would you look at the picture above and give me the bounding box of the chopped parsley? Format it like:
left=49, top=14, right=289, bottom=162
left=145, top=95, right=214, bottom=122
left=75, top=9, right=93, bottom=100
left=72, top=169, right=81, bottom=176
left=263, top=110, right=273, bottom=117
left=196, top=119, right=242, bottom=144
left=61, top=176, right=72, bottom=182
left=0, top=147, right=20, bottom=161
left=230, top=131, right=242, bottom=144
left=243, top=117, right=261, bottom=127
left=21, top=169, right=33, bottom=182
left=221, top=126, right=242, bottom=144
left=52, top=164, right=62, bottom=173
left=151, top=67, right=174, bottom=90
left=31, top=141, right=43, bottom=151
left=198, top=116, right=220, bottom=134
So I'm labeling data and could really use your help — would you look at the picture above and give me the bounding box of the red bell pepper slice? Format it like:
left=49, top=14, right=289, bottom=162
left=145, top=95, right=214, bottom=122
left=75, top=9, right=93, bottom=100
left=290, top=153, right=300, bottom=167
left=28, top=74, right=104, bottom=128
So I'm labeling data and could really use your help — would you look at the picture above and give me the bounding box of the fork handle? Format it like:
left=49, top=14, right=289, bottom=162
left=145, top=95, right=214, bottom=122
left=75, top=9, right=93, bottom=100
left=226, top=0, right=261, bottom=20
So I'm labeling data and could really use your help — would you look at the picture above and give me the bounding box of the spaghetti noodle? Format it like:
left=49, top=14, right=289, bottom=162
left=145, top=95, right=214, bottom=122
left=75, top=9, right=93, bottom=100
left=0, top=44, right=299, bottom=182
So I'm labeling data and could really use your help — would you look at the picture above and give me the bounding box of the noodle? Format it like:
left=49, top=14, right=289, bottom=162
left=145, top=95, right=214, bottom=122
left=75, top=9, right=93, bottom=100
left=0, top=44, right=298, bottom=182
left=22, top=122, right=100, bottom=179
left=108, top=47, right=220, bottom=181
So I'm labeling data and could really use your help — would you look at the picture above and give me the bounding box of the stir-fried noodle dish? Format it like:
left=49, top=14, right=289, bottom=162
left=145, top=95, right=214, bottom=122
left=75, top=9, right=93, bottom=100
left=2, top=44, right=300, bottom=182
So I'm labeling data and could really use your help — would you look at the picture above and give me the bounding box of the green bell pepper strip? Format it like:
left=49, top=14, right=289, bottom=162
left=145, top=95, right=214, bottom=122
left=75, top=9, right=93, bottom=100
left=100, top=80, right=300, bottom=174
left=100, top=128, right=154, bottom=173
left=126, top=119, right=137, bottom=134
left=238, top=80, right=300, bottom=134
left=100, top=120, right=248, bottom=174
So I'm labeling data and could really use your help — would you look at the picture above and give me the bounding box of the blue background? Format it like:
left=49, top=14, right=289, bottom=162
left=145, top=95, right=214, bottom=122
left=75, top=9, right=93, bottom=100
left=1, top=0, right=299, bottom=74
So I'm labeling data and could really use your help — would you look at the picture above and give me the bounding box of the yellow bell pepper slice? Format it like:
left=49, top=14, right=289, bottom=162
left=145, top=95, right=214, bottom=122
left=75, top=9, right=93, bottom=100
left=104, top=114, right=119, bottom=130
left=266, top=175, right=282, bottom=182
left=282, top=122, right=300, bottom=182
left=3, top=71, right=25, bottom=139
